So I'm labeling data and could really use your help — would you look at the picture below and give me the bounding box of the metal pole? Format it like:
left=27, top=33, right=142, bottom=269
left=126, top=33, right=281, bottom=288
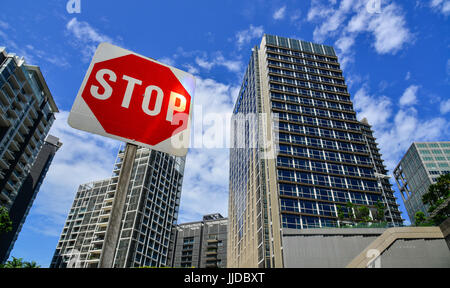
left=98, top=143, right=138, bottom=268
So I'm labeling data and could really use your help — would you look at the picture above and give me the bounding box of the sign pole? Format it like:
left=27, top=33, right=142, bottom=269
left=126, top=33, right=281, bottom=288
left=98, top=143, right=138, bottom=268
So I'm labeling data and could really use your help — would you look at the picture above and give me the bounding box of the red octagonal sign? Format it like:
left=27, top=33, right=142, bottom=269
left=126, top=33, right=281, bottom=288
left=68, top=43, right=196, bottom=156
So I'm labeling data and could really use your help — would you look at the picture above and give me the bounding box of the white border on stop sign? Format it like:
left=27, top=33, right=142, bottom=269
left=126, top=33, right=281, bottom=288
left=68, top=42, right=196, bottom=157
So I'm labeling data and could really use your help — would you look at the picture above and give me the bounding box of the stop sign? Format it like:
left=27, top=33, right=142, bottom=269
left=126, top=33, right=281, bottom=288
left=68, top=43, right=195, bottom=156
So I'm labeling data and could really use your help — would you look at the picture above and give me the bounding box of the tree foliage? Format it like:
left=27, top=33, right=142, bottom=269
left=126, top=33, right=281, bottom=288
left=421, top=174, right=450, bottom=225
left=0, top=257, right=41, bottom=268
left=414, top=211, right=428, bottom=226
left=337, top=201, right=387, bottom=227
left=0, top=206, right=12, bottom=234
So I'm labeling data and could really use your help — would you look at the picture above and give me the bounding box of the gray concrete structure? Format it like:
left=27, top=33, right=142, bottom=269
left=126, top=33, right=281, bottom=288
left=282, top=226, right=450, bottom=268
left=169, top=214, right=227, bottom=268
left=282, top=228, right=384, bottom=268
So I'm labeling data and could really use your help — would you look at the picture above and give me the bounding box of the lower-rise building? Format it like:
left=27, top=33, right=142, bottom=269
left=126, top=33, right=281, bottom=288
left=169, top=213, right=227, bottom=268
left=394, top=142, right=450, bottom=221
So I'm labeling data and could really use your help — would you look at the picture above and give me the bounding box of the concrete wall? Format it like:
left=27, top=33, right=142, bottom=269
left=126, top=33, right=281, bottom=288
left=282, top=227, right=450, bottom=268
left=380, top=239, right=450, bottom=268
left=282, top=228, right=384, bottom=268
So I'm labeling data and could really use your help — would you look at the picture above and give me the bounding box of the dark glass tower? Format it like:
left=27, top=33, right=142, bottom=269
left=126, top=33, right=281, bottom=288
left=228, top=35, right=404, bottom=268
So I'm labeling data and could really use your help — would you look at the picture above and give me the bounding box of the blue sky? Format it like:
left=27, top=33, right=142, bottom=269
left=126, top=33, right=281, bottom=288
left=1, top=0, right=449, bottom=267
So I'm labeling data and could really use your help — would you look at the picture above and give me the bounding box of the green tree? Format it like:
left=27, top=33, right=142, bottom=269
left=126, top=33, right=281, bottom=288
left=337, top=205, right=346, bottom=221
left=422, top=174, right=450, bottom=225
left=0, top=206, right=12, bottom=234
left=345, top=202, right=355, bottom=220
left=355, top=205, right=371, bottom=222
left=0, top=257, right=41, bottom=269
left=2, top=257, right=25, bottom=268
left=374, top=201, right=386, bottom=222
left=414, top=211, right=427, bottom=226
left=23, top=261, right=41, bottom=268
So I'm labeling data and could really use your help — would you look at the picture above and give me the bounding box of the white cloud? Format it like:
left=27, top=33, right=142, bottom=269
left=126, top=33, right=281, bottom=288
left=195, top=52, right=243, bottom=74
left=353, top=86, right=392, bottom=128
left=430, top=0, right=450, bottom=15
left=308, top=0, right=412, bottom=56
left=273, top=6, right=287, bottom=20
left=235, top=25, right=264, bottom=50
left=353, top=85, right=449, bottom=172
left=399, top=85, right=419, bottom=106
left=440, top=99, right=450, bottom=114
left=447, top=59, right=450, bottom=76
left=334, top=35, right=356, bottom=68
left=405, top=71, right=411, bottom=80
left=0, top=20, right=70, bottom=68
left=65, top=17, right=115, bottom=62
left=290, top=10, right=302, bottom=23
left=0, top=19, right=9, bottom=30
left=30, top=111, right=120, bottom=236
left=158, top=56, right=176, bottom=67
left=367, top=3, right=411, bottom=54
left=178, top=77, right=240, bottom=222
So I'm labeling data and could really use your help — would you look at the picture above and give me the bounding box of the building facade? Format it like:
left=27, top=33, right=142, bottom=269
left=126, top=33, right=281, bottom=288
left=228, top=35, right=404, bottom=268
left=50, top=147, right=185, bottom=268
left=169, top=213, right=227, bottom=268
left=360, top=118, right=403, bottom=226
left=0, top=47, right=59, bottom=210
left=0, top=135, right=62, bottom=263
left=394, top=142, right=450, bottom=221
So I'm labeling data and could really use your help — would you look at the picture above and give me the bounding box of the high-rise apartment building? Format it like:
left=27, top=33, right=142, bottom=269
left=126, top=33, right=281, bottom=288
left=169, top=213, right=227, bottom=268
left=0, top=135, right=62, bottom=263
left=228, top=35, right=403, bottom=268
left=360, top=118, right=403, bottom=226
left=394, top=142, right=450, bottom=221
left=0, top=47, right=59, bottom=263
left=0, top=47, right=59, bottom=209
left=51, top=147, right=185, bottom=268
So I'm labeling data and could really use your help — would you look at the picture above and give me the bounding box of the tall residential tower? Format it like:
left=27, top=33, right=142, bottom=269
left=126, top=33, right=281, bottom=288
left=51, top=147, right=185, bottom=268
left=228, top=35, right=403, bottom=268
left=0, top=47, right=59, bottom=209
left=0, top=135, right=62, bottom=262
left=0, top=47, right=59, bottom=263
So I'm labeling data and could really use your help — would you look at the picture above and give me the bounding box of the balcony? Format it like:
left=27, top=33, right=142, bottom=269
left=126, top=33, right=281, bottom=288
left=0, top=89, right=9, bottom=106
left=0, top=157, right=10, bottom=169
left=7, top=108, right=18, bottom=119
left=28, top=107, right=38, bottom=120
left=10, top=170, right=21, bottom=181
left=8, top=139, right=20, bottom=152
left=97, top=220, right=109, bottom=227
left=14, top=132, right=24, bottom=144
left=5, top=180, right=16, bottom=192
left=4, top=149, right=14, bottom=161
left=92, top=236, right=105, bottom=243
